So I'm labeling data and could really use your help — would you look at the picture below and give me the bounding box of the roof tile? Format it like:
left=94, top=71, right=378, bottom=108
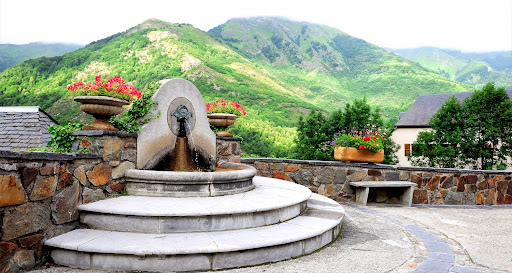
left=0, top=106, right=58, bottom=151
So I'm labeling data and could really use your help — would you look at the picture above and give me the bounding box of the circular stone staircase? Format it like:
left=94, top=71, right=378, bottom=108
left=45, top=177, right=345, bottom=272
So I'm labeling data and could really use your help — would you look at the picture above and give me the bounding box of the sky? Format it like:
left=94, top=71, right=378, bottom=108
left=0, top=0, right=511, bottom=52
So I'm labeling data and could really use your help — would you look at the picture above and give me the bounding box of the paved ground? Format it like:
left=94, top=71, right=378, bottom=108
left=29, top=204, right=512, bottom=273
left=370, top=204, right=512, bottom=273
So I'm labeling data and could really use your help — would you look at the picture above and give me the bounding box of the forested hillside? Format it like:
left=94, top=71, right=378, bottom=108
left=210, top=18, right=469, bottom=115
left=391, top=47, right=512, bottom=89
left=0, top=42, right=82, bottom=72
left=0, top=18, right=471, bottom=157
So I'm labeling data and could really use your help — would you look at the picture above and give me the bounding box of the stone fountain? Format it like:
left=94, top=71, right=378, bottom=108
left=45, top=79, right=345, bottom=272
left=124, top=78, right=255, bottom=197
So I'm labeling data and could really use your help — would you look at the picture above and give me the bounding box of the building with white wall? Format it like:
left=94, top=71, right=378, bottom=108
left=391, top=90, right=512, bottom=166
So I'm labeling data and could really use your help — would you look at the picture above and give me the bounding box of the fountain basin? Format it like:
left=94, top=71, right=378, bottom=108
left=125, top=162, right=256, bottom=197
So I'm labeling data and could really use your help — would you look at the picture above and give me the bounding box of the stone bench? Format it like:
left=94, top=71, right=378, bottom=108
left=349, top=181, right=417, bottom=206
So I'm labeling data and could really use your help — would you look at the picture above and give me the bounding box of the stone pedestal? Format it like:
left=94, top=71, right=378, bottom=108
left=216, top=136, right=241, bottom=163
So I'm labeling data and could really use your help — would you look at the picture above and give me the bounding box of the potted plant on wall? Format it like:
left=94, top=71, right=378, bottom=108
left=332, top=126, right=384, bottom=163
left=68, top=75, right=142, bottom=131
left=205, top=98, right=246, bottom=137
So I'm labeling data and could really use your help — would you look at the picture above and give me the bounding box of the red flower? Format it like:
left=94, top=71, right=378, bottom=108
left=68, top=75, right=140, bottom=101
left=358, top=145, right=365, bottom=150
left=205, top=98, right=246, bottom=116
left=363, top=137, right=371, bottom=141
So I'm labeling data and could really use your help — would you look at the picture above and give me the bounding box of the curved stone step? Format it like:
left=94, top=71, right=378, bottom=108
left=46, top=193, right=344, bottom=272
left=80, top=177, right=312, bottom=232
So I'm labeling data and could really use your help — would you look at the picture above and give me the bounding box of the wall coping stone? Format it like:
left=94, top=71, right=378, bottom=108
left=216, top=136, right=242, bottom=141
left=241, top=157, right=512, bottom=175
left=73, top=153, right=103, bottom=159
left=72, top=130, right=138, bottom=138
left=242, top=158, right=391, bottom=169
left=0, top=150, right=102, bottom=161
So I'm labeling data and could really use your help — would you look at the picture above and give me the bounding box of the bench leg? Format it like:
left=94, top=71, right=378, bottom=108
left=355, top=187, right=369, bottom=206
left=401, top=186, right=413, bottom=206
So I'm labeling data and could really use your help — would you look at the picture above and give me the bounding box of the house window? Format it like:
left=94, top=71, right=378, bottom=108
left=405, top=144, right=411, bottom=156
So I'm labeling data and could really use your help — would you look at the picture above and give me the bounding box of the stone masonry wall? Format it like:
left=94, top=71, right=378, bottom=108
left=71, top=131, right=138, bottom=192
left=0, top=131, right=137, bottom=272
left=216, top=137, right=242, bottom=164
left=241, top=158, right=512, bottom=206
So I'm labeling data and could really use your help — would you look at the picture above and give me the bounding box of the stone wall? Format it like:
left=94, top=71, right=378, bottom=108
left=216, top=137, right=242, bottom=164
left=0, top=151, right=96, bottom=272
left=0, top=131, right=136, bottom=272
left=71, top=131, right=137, bottom=191
left=241, top=158, right=512, bottom=206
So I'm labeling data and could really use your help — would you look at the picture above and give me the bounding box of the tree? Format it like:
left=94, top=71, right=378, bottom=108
left=294, top=109, right=332, bottom=161
left=342, top=97, right=384, bottom=130
left=409, top=96, right=464, bottom=168
left=461, top=83, right=512, bottom=169
left=294, top=97, right=399, bottom=164
left=410, top=82, right=512, bottom=170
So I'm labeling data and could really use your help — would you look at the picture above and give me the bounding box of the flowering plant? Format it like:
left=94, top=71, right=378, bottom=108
left=330, top=126, right=384, bottom=153
left=205, top=98, right=247, bottom=116
left=68, top=75, right=142, bottom=101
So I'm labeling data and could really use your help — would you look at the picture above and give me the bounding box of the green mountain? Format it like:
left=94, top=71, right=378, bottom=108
left=0, top=18, right=470, bottom=158
left=390, top=47, right=512, bottom=89
left=209, top=17, right=469, bottom=115
left=0, top=42, right=83, bottom=72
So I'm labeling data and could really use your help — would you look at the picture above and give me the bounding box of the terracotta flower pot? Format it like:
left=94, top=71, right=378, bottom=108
left=74, top=96, right=129, bottom=132
left=207, top=113, right=238, bottom=137
left=334, top=146, right=384, bottom=163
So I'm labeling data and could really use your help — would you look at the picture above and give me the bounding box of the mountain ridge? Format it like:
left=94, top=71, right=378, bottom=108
left=210, top=17, right=469, bottom=113
left=389, top=47, right=512, bottom=89
left=0, top=42, right=83, bottom=72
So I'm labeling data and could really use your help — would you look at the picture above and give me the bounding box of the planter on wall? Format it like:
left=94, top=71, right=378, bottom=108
left=207, top=113, right=238, bottom=137
left=334, top=146, right=384, bottom=163
left=74, top=96, right=129, bottom=132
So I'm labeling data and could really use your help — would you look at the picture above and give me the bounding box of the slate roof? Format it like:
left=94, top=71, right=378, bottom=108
left=0, top=106, right=59, bottom=151
left=395, top=90, right=512, bottom=128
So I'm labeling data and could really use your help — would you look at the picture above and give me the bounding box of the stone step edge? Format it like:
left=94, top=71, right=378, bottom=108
left=77, top=177, right=312, bottom=217
left=50, top=221, right=342, bottom=272
left=79, top=200, right=308, bottom=233
left=46, top=194, right=344, bottom=256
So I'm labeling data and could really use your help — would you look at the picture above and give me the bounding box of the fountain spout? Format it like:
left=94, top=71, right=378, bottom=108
left=168, top=105, right=199, bottom=172
left=172, top=105, right=192, bottom=137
